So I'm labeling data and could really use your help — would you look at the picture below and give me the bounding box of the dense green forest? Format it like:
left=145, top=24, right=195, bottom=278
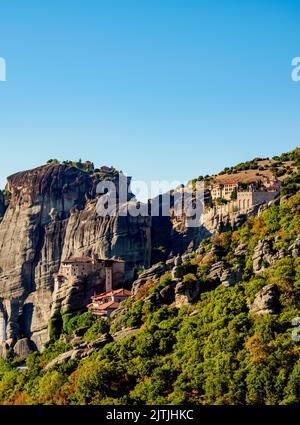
left=0, top=163, right=299, bottom=405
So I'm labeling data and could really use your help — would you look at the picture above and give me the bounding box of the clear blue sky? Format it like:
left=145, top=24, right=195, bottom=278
left=0, top=0, right=299, bottom=195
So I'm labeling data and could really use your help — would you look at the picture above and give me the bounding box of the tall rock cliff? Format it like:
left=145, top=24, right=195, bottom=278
left=0, top=164, right=151, bottom=354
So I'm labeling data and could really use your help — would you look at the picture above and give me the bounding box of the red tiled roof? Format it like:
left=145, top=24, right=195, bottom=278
left=92, top=288, right=132, bottom=300
left=90, top=301, right=120, bottom=310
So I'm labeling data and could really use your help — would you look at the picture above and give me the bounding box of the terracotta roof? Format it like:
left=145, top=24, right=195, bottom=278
left=92, top=288, right=132, bottom=300
left=90, top=301, right=120, bottom=310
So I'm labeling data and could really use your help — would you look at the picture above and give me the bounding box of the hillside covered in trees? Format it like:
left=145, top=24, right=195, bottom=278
left=0, top=150, right=299, bottom=405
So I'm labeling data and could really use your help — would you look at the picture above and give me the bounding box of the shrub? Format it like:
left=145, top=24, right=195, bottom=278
left=49, top=313, right=63, bottom=341
left=84, top=319, right=109, bottom=342
left=63, top=311, right=94, bottom=335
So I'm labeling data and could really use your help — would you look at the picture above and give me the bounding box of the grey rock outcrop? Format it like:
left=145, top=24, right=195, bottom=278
left=208, top=261, right=226, bottom=281
left=220, top=266, right=242, bottom=287
left=288, top=236, right=300, bottom=258
left=171, top=255, right=183, bottom=279
left=144, top=292, right=162, bottom=308
left=132, top=262, right=166, bottom=296
left=175, top=280, right=200, bottom=308
left=252, top=239, right=274, bottom=274
left=249, top=284, right=280, bottom=316
left=234, top=242, right=248, bottom=257
left=159, top=284, right=175, bottom=304
left=45, top=349, right=75, bottom=369
left=0, top=164, right=151, bottom=354
left=51, top=274, right=108, bottom=318
left=112, top=327, right=140, bottom=341
left=13, top=338, right=36, bottom=358
left=45, top=334, right=113, bottom=369
left=88, top=333, right=113, bottom=348
left=171, top=265, right=183, bottom=280
left=207, top=261, right=242, bottom=287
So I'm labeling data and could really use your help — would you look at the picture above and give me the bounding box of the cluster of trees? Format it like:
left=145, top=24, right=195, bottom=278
left=47, top=158, right=95, bottom=172
left=218, top=148, right=300, bottom=176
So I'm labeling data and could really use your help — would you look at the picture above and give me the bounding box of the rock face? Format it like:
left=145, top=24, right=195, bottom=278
left=249, top=284, right=280, bottom=316
left=0, top=164, right=151, bottom=354
left=220, top=266, right=242, bottom=288
left=112, top=327, right=140, bottom=341
left=51, top=274, right=108, bottom=318
left=45, top=330, right=136, bottom=370
left=175, top=280, right=200, bottom=308
left=208, top=261, right=242, bottom=287
left=234, top=242, right=248, bottom=257
left=13, top=338, right=35, bottom=358
left=252, top=239, right=274, bottom=274
left=288, top=235, right=300, bottom=258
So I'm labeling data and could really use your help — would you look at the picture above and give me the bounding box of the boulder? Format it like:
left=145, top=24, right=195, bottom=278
left=144, top=292, right=162, bottom=308
left=13, top=338, right=36, bottom=358
left=207, top=261, right=226, bottom=281
left=138, top=263, right=166, bottom=280
left=210, top=245, right=221, bottom=257
left=165, top=258, right=175, bottom=270
left=252, top=239, right=274, bottom=273
left=249, top=284, right=280, bottom=316
left=220, top=266, right=242, bottom=288
left=45, top=349, right=74, bottom=369
left=171, top=265, right=183, bottom=280
left=234, top=242, right=248, bottom=257
left=175, top=280, right=200, bottom=308
left=132, top=262, right=166, bottom=295
left=159, top=284, right=175, bottom=304
left=288, top=236, right=300, bottom=258
left=112, top=327, right=140, bottom=342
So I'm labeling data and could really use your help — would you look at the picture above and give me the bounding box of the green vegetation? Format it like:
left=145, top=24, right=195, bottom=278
left=218, top=148, right=300, bottom=176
